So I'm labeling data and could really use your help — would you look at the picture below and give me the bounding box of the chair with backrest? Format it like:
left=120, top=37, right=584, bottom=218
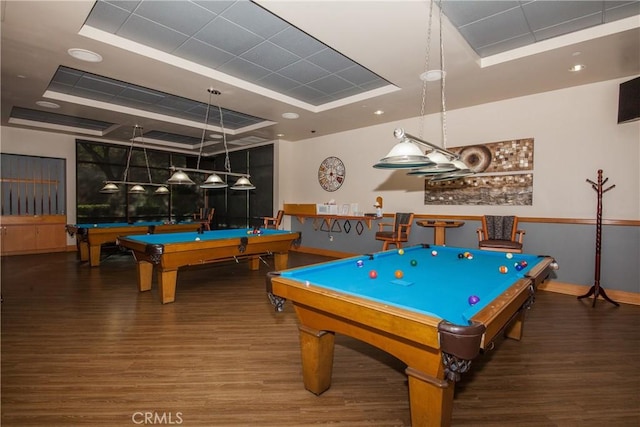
left=194, top=208, right=215, bottom=231
left=476, top=215, right=525, bottom=253
left=263, top=210, right=284, bottom=229
left=375, top=212, right=415, bottom=251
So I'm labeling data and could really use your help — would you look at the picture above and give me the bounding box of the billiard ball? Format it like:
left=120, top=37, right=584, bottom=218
left=468, top=295, right=480, bottom=305
left=506, top=252, right=513, bottom=259
left=463, top=251, right=471, bottom=258
left=195, top=237, right=201, bottom=241
left=466, top=254, right=474, bottom=260
left=458, top=253, right=465, bottom=259
left=369, top=270, right=378, bottom=279
left=410, top=259, right=418, bottom=267
left=394, top=270, right=404, bottom=279
left=499, top=265, right=508, bottom=274
left=398, top=249, right=405, bottom=255
left=520, top=260, right=528, bottom=268
left=515, top=264, right=523, bottom=271
left=247, top=230, right=253, bottom=235
left=356, top=260, right=364, bottom=268
left=431, top=250, right=438, bottom=256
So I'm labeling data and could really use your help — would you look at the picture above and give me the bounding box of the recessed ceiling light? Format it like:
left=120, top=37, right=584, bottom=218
left=36, top=101, right=60, bottom=109
left=276, top=133, right=284, bottom=137
left=282, top=112, right=299, bottom=119
left=569, top=64, right=585, bottom=72
left=68, top=48, right=103, bottom=63
left=420, top=70, right=445, bottom=81
left=373, top=110, right=384, bottom=115
left=208, top=134, right=223, bottom=139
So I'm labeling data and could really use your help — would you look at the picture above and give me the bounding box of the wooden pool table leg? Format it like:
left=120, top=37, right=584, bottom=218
left=504, top=310, right=526, bottom=340
left=406, top=367, right=454, bottom=427
left=89, top=244, right=101, bottom=267
left=298, top=324, right=335, bottom=395
left=274, top=252, right=289, bottom=271
left=136, top=261, right=154, bottom=292
left=78, top=240, right=89, bottom=262
left=248, top=257, right=260, bottom=270
left=157, top=269, right=178, bottom=304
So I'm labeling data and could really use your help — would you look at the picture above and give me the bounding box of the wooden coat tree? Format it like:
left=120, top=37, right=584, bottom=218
left=577, top=169, right=619, bottom=307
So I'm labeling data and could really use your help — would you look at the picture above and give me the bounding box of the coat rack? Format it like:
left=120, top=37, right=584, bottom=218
left=577, top=169, right=619, bottom=307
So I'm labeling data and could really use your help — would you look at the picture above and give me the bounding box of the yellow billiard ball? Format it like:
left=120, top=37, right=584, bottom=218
left=398, top=249, right=405, bottom=255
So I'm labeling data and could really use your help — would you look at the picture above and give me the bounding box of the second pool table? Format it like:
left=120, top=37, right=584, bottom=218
left=266, top=244, right=556, bottom=426
left=118, top=228, right=301, bottom=304
left=66, top=221, right=202, bottom=267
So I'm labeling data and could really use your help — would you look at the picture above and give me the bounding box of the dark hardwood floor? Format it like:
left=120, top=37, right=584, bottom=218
left=1, top=250, right=639, bottom=426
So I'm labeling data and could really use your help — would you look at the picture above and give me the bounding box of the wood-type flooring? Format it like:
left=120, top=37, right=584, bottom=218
left=1, top=251, right=639, bottom=426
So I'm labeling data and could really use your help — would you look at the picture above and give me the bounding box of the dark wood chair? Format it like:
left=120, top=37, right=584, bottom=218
left=194, top=208, right=215, bottom=231
left=477, top=215, right=525, bottom=253
left=375, top=212, right=415, bottom=251
left=262, top=210, right=284, bottom=229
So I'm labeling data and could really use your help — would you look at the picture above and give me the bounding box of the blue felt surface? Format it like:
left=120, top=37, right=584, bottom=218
left=280, top=245, right=543, bottom=326
left=122, top=228, right=293, bottom=244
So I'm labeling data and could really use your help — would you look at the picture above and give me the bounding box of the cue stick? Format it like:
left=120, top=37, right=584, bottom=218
left=54, top=163, right=59, bottom=214
left=25, top=159, right=29, bottom=215
left=33, top=159, right=37, bottom=214
left=40, top=161, right=44, bottom=214
left=8, top=160, right=12, bottom=215
left=47, top=162, right=52, bottom=215
left=17, top=159, right=21, bottom=215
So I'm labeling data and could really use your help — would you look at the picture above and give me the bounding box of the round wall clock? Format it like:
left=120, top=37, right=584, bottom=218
left=318, top=156, right=346, bottom=192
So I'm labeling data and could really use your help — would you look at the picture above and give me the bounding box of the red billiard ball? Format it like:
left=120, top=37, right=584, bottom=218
left=394, top=270, right=404, bottom=279
left=520, top=260, right=528, bottom=268
left=369, top=270, right=378, bottom=279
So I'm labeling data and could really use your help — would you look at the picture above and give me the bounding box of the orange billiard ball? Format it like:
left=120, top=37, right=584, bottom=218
left=394, top=270, right=404, bottom=279
left=499, top=265, right=508, bottom=274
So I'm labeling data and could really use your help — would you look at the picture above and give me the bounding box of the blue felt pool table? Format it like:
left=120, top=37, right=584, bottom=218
left=66, top=221, right=202, bottom=266
left=266, top=244, right=556, bottom=427
left=118, top=228, right=301, bottom=304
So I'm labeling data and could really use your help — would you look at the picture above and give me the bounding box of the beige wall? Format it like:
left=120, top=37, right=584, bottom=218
left=279, top=77, right=639, bottom=220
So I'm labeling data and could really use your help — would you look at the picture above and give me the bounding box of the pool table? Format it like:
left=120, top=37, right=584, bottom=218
left=266, top=244, right=556, bottom=427
left=66, top=222, right=202, bottom=267
left=118, top=229, right=301, bottom=304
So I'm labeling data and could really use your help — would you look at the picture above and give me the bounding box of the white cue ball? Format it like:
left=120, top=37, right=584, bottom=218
left=195, top=237, right=201, bottom=241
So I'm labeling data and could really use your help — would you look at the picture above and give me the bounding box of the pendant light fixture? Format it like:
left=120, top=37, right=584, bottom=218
left=373, top=0, right=472, bottom=181
left=100, top=125, right=170, bottom=194
left=167, top=89, right=255, bottom=191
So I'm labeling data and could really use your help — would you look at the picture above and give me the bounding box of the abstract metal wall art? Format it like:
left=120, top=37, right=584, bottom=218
left=424, top=138, right=534, bottom=206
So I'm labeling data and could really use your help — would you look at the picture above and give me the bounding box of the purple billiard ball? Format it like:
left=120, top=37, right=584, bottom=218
left=356, top=259, right=364, bottom=268
left=468, top=295, right=480, bottom=306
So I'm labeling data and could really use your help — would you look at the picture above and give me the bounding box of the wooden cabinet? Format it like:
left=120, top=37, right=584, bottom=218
left=0, top=215, right=67, bottom=255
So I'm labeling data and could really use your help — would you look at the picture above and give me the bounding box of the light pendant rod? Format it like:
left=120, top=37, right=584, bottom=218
left=169, top=166, right=249, bottom=179
left=102, top=180, right=169, bottom=188
left=393, top=128, right=459, bottom=160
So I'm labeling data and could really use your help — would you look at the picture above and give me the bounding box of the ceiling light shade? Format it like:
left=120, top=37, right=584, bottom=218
left=67, top=48, right=103, bottom=62
left=373, top=140, right=436, bottom=169
left=230, top=176, right=255, bottom=190
left=100, top=182, right=119, bottom=193
left=128, top=184, right=146, bottom=194
left=200, top=173, right=227, bottom=189
left=167, top=170, right=195, bottom=185
left=154, top=186, right=170, bottom=195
